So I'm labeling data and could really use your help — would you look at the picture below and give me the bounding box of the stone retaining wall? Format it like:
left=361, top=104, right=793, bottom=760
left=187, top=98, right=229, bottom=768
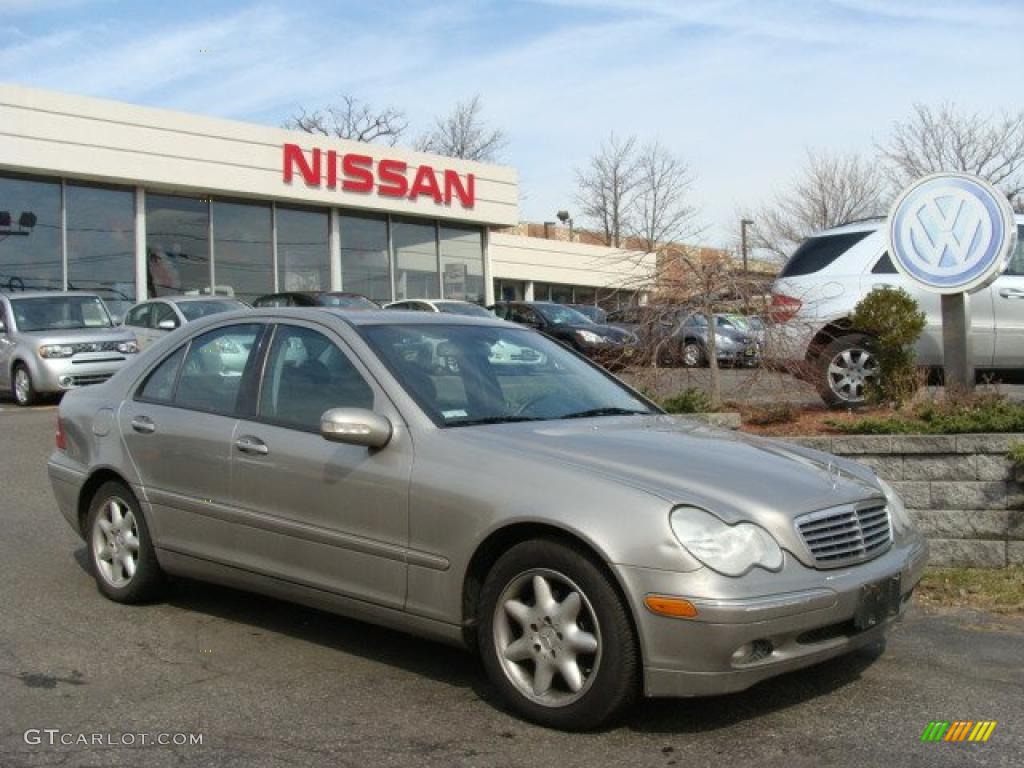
left=784, top=434, right=1024, bottom=568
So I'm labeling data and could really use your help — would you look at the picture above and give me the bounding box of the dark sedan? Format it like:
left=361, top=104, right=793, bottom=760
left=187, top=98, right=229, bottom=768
left=489, top=301, right=638, bottom=369
left=252, top=291, right=379, bottom=309
left=608, top=307, right=760, bottom=368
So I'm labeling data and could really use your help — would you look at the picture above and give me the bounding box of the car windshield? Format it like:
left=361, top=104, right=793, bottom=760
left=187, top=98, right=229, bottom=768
left=534, top=304, right=593, bottom=326
left=10, top=295, right=113, bottom=332
left=436, top=302, right=494, bottom=318
left=573, top=305, right=608, bottom=323
left=319, top=294, right=378, bottom=309
left=178, top=299, right=246, bottom=322
left=360, top=324, right=656, bottom=427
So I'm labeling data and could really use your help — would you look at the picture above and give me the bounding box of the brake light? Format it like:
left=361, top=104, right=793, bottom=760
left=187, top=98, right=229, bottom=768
left=55, top=417, right=67, bottom=452
left=768, top=292, right=802, bottom=324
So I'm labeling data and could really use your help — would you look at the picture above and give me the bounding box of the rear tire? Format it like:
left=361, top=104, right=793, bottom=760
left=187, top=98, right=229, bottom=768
left=477, top=539, right=639, bottom=731
left=680, top=341, right=705, bottom=368
left=12, top=364, right=36, bottom=406
left=85, top=481, right=164, bottom=603
left=815, top=333, right=879, bottom=407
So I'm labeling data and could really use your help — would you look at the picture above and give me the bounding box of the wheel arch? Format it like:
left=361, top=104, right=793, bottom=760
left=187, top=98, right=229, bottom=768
left=460, top=521, right=643, bottom=658
left=77, top=467, right=139, bottom=536
left=805, top=317, right=866, bottom=362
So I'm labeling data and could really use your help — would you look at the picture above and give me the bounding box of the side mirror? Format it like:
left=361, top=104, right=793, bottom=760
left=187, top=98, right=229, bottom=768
left=157, top=319, right=178, bottom=331
left=320, top=408, right=392, bottom=449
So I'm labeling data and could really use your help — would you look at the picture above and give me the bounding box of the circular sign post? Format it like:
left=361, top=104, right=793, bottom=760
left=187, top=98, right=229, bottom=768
left=887, top=173, right=1017, bottom=393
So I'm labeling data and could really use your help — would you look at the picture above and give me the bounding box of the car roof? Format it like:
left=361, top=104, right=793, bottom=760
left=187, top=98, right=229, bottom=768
left=1, top=290, right=101, bottom=300
left=814, top=212, right=1024, bottom=238
left=159, top=295, right=245, bottom=303
left=331, top=309, right=505, bottom=327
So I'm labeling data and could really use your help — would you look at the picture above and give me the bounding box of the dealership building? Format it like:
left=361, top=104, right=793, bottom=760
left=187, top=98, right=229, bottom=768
left=0, top=84, right=652, bottom=318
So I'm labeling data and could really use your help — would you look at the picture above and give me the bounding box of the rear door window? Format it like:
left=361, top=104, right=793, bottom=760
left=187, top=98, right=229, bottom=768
left=780, top=231, right=873, bottom=277
left=174, top=324, right=263, bottom=415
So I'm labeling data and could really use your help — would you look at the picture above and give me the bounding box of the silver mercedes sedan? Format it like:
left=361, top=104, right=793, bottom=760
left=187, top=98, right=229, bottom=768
left=47, top=308, right=928, bottom=730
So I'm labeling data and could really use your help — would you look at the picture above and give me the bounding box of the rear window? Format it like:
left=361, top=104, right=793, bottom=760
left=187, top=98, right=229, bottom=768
left=779, top=231, right=873, bottom=278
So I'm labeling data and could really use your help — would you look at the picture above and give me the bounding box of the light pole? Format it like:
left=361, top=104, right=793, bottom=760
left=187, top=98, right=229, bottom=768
left=740, top=218, right=754, bottom=273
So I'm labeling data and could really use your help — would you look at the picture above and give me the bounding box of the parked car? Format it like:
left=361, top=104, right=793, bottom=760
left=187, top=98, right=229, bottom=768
left=385, top=299, right=494, bottom=317
left=123, top=296, right=248, bottom=350
left=252, top=291, right=378, bottom=309
left=48, top=308, right=927, bottom=730
left=0, top=291, right=139, bottom=405
left=770, top=217, right=1024, bottom=406
left=490, top=301, right=638, bottom=369
left=567, top=304, right=608, bottom=324
left=608, top=306, right=760, bottom=368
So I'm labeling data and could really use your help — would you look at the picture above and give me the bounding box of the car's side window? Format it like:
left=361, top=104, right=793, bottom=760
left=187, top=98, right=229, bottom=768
left=510, top=306, right=540, bottom=325
left=125, top=303, right=151, bottom=328
left=258, top=325, right=374, bottom=432
left=872, top=252, right=897, bottom=274
left=173, top=324, right=262, bottom=415
left=138, top=345, right=187, bottom=402
left=1006, top=229, right=1024, bottom=276
left=150, top=302, right=178, bottom=329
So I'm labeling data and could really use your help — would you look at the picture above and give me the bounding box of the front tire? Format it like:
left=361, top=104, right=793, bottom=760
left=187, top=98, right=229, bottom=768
left=86, top=481, right=164, bottom=603
left=815, top=333, right=879, bottom=407
left=477, top=539, right=639, bottom=730
left=12, top=364, right=36, bottom=406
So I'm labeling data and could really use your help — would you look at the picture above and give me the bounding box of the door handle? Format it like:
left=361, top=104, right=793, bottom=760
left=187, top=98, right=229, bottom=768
left=234, top=436, right=269, bottom=456
left=999, top=287, right=1024, bottom=299
left=130, top=416, right=156, bottom=434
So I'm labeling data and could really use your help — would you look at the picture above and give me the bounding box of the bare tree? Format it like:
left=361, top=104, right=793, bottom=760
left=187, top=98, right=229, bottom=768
left=879, top=102, right=1024, bottom=206
left=752, top=148, right=886, bottom=261
left=284, top=94, right=407, bottom=146
left=630, top=140, right=697, bottom=252
left=575, top=133, right=639, bottom=247
left=415, top=94, right=507, bottom=162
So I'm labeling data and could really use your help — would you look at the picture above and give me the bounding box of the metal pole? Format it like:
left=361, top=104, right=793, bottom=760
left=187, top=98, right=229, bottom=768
left=740, top=219, right=752, bottom=273
left=941, top=292, right=974, bottom=393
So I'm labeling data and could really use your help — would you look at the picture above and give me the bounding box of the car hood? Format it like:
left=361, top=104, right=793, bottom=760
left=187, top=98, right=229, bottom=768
left=457, top=415, right=882, bottom=561
left=558, top=323, right=635, bottom=342
left=20, top=327, right=137, bottom=345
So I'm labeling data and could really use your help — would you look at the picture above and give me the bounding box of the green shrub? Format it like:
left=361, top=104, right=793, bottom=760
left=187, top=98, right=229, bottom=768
left=1009, top=442, right=1024, bottom=467
left=745, top=403, right=798, bottom=426
left=827, top=396, right=1024, bottom=435
left=850, top=287, right=926, bottom=406
left=662, top=387, right=714, bottom=414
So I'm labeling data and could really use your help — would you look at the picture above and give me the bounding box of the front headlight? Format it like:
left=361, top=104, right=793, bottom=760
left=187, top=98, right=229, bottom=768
left=575, top=329, right=606, bottom=345
left=670, top=506, right=784, bottom=576
left=876, top=476, right=915, bottom=537
left=116, top=340, right=140, bottom=354
left=714, top=333, right=734, bottom=347
left=38, top=344, right=74, bottom=359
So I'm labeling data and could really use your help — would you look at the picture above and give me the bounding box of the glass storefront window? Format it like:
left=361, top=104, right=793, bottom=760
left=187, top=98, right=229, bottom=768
left=392, top=218, right=439, bottom=300
left=213, top=201, right=272, bottom=303
left=0, top=175, right=61, bottom=293
left=550, top=283, right=574, bottom=304
left=340, top=213, right=390, bottom=303
left=146, top=194, right=210, bottom=297
left=66, top=183, right=136, bottom=319
left=439, top=225, right=483, bottom=302
left=277, top=206, right=329, bottom=292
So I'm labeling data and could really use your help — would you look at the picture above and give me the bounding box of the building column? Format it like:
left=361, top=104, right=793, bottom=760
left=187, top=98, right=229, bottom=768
left=329, top=208, right=342, bottom=291
left=482, top=227, right=494, bottom=306
left=134, top=187, right=147, bottom=301
left=524, top=280, right=534, bottom=301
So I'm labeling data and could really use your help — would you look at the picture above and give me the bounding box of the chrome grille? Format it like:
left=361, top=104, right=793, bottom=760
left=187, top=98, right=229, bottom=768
left=68, top=373, right=114, bottom=387
left=71, top=341, right=123, bottom=354
left=795, top=502, right=892, bottom=567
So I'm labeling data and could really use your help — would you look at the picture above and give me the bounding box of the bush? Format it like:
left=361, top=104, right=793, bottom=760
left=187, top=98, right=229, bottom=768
left=827, top=395, right=1024, bottom=435
left=849, top=287, right=926, bottom=406
left=1008, top=442, right=1024, bottom=467
left=745, top=403, right=798, bottom=426
left=662, top=387, right=714, bottom=414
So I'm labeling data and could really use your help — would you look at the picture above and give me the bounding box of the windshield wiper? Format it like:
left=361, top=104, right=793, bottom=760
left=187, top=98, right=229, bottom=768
left=447, top=415, right=544, bottom=427
left=559, top=407, right=651, bottom=420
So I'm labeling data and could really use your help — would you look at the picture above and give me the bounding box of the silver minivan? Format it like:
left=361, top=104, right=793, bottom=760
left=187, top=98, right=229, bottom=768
left=0, top=291, right=139, bottom=405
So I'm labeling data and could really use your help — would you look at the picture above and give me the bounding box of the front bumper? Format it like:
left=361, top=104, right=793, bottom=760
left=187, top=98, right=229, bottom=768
left=582, top=343, right=638, bottom=368
left=33, top=353, right=131, bottom=394
left=716, top=345, right=760, bottom=367
left=616, top=535, right=929, bottom=697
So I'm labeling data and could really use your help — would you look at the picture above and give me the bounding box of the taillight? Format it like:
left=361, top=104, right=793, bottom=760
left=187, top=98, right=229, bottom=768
left=768, top=292, right=802, bottom=324
left=55, top=417, right=67, bottom=451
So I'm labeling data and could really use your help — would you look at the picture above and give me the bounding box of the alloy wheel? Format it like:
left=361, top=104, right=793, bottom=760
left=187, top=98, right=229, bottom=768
left=682, top=344, right=701, bottom=367
left=492, top=569, right=602, bottom=707
left=827, top=347, right=879, bottom=402
left=14, top=368, right=30, bottom=405
left=91, top=497, right=141, bottom=589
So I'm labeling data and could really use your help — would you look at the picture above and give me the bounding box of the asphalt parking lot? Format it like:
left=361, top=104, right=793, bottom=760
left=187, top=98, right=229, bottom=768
left=1, top=405, right=1021, bottom=768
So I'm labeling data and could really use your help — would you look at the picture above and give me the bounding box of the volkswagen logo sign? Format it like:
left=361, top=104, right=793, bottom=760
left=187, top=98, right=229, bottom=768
left=888, top=173, right=1016, bottom=294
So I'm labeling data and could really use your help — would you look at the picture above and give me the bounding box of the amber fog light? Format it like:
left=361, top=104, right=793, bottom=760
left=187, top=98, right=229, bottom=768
left=731, top=639, right=774, bottom=665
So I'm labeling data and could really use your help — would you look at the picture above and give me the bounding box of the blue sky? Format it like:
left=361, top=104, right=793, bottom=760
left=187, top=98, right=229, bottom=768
left=3, top=0, right=1023, bottom=245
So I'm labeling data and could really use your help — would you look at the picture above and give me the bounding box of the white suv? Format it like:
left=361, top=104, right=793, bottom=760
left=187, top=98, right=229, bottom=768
left=769, top=217, right=1024, bottom=406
